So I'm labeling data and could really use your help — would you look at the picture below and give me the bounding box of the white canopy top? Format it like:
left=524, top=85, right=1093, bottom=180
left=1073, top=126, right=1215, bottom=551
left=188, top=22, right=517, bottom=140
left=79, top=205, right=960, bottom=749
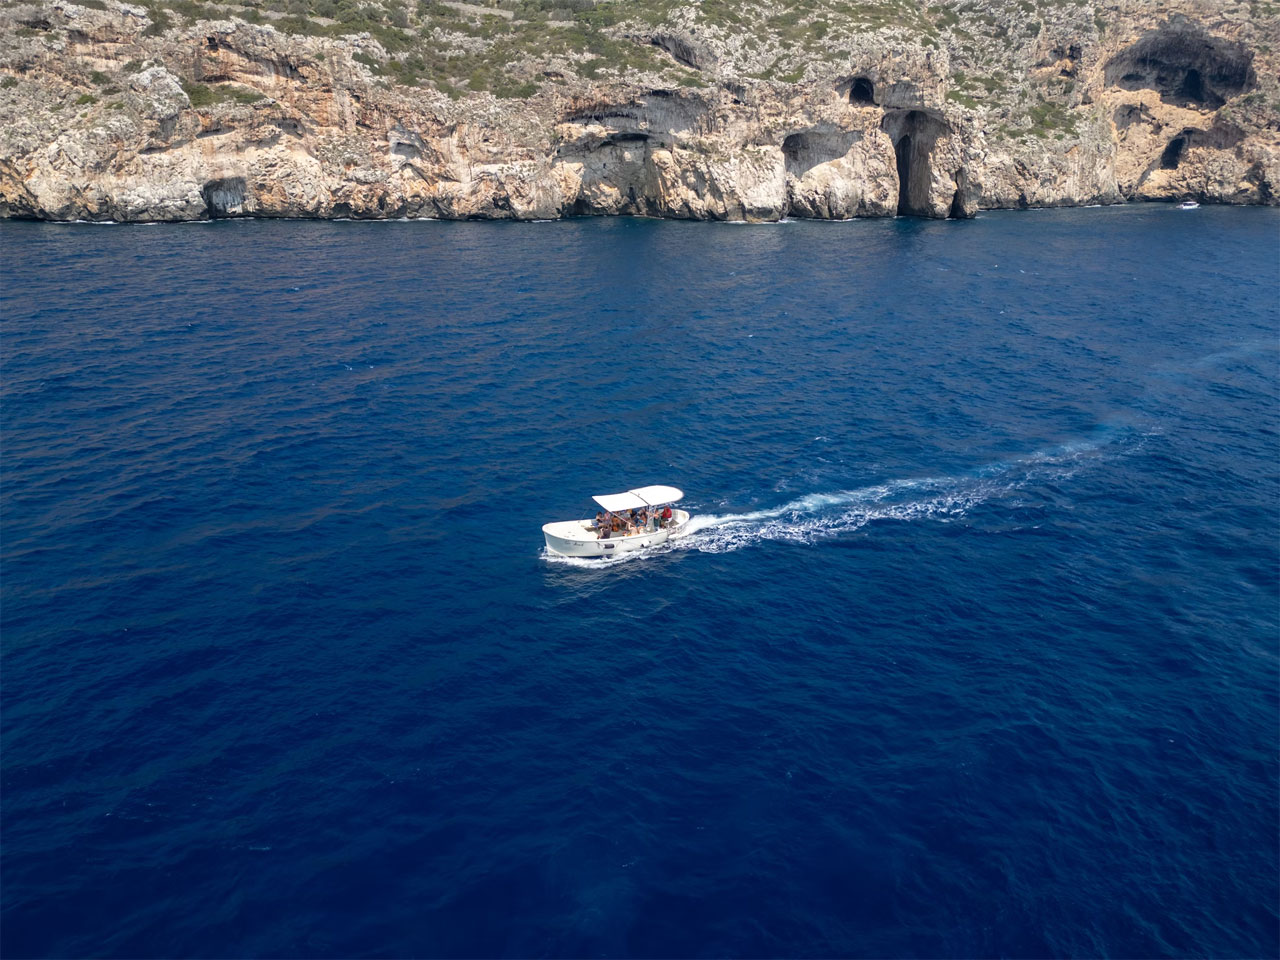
left=592, top=485, right=683, bottom=513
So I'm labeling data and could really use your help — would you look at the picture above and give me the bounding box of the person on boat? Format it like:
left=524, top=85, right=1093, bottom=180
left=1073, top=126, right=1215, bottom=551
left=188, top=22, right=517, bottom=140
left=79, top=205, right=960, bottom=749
left=595, top=511, right=607, bottom=538
left=660, top=504, right=673, bottom=527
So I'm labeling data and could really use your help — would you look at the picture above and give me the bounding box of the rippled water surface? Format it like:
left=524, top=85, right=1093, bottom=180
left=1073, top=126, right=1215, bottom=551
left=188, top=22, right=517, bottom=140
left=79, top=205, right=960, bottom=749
left=3, top=207, right=1278, bottom=958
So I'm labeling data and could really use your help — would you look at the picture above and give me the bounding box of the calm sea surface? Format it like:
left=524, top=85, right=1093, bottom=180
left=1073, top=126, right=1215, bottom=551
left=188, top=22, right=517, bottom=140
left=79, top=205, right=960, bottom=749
left=2, top=207, right=1277, bottom=958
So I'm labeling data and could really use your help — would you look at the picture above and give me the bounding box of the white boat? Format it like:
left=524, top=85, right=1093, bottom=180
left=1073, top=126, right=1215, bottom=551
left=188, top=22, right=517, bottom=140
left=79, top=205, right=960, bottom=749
left=1179, top=200, right=1200, bottom=209
left=543, top=484, right=691, bottom=558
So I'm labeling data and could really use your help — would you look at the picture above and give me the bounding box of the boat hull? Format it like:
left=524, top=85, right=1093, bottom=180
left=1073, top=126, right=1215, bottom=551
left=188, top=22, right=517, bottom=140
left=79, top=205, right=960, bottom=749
left=543, top=510, right=690, bottom=558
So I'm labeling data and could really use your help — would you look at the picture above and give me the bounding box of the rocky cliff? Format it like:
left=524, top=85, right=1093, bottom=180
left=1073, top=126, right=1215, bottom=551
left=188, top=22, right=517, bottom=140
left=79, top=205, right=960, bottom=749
left=1, top=0, right=1276, bottom=221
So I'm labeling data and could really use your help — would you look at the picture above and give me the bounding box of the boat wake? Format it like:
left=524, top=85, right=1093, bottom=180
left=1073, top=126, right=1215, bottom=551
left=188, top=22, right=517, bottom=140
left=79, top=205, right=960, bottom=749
left=541, top=431, right=1136, bottom=564
left=675, top=475, right=983, bottom=554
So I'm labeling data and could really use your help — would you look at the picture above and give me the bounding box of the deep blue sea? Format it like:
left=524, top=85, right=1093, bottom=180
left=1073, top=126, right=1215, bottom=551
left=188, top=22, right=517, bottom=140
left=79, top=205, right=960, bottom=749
left=2, top=206, right=1278, bottom=959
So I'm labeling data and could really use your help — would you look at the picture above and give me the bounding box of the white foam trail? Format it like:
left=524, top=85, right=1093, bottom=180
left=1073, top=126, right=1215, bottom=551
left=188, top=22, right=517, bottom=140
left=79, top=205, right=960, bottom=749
left=676, top=479, right=977, bottom=554
left=671, top=435, right=1117, bottom=555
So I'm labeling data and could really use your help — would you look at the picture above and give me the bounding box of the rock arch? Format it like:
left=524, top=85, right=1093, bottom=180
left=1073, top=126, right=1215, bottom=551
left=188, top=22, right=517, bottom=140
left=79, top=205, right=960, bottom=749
left=881, top=109, right=951, bottom=217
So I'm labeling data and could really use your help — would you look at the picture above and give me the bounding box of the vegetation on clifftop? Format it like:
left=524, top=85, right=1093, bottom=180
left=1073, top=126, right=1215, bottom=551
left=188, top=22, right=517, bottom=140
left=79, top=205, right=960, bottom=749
left=44, top=0, right=1260, bottom=140
left=1, top=0, right=1277, bottom=141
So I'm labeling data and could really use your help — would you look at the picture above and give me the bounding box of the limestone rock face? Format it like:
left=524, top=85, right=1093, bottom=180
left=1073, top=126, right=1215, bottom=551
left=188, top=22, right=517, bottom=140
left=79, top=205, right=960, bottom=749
left=0, top=0, right=1276, bottom=222
left=783, top=123, right=897, bottom=219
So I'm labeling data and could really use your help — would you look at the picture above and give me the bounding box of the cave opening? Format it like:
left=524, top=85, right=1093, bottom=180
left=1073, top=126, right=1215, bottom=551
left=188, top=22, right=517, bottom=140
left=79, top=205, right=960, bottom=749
left=781, top=129, right=860, bottom=180
left=894, top=134, right=914, bottom=215
left=201, top=177, right=246, bottom=218
left=1161, top=135, right=1186, bottom=169
left=782, top=133, right=807, bottom=163
left=850, top=77, right=875, bottom=104
left=1178, top=68, right=1205, bottom=103
left=1103, top=24, right=1255, bottom=108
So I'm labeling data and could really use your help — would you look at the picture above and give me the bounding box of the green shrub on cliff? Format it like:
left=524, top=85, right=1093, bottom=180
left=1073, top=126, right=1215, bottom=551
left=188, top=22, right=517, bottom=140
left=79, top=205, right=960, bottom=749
left=142, top=6, right=172, bottom=36
left=1026, top=96, right=1078, bottom=136
left=181, top=80, right=218, bottom=107
left=180, top=80, right=264, bottom=107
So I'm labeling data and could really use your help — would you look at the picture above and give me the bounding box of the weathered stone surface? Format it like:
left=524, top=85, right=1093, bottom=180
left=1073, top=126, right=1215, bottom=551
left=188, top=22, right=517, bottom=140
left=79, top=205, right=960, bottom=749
left=0, top=0, right=1276, bottom=222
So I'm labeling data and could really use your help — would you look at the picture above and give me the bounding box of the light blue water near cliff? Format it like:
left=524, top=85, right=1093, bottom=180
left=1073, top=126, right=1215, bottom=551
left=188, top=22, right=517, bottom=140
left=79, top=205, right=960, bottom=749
left=2, top=206, right=1277, bottom=958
